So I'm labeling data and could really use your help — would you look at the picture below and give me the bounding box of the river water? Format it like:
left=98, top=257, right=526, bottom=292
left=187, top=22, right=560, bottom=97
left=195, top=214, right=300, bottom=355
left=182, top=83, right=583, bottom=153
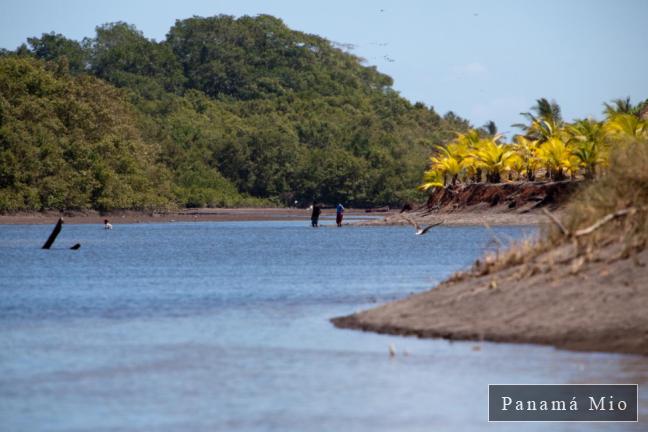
left=0, top=220, right=645, bottom=431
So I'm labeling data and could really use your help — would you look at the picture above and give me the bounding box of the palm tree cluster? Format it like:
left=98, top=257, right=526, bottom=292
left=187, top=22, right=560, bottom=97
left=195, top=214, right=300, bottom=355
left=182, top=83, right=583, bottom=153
left=420, top=98, right=648, bottom=191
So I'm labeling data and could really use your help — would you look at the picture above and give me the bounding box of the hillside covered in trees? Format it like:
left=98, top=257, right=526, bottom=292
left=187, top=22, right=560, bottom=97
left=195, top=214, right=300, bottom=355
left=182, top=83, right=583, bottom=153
left=0, top=15, right=469, bottom=211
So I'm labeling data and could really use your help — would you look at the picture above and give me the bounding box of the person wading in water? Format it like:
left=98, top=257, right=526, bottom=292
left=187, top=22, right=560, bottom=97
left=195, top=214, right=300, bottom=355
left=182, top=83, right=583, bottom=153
left=311, top=201, right=322, bottom=228
left=335, top=203, right=345, bottom=227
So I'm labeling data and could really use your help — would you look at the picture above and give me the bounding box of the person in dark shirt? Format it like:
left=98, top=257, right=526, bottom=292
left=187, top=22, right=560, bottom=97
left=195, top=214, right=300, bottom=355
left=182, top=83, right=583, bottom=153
left=311, top=201, right=322, bottom=227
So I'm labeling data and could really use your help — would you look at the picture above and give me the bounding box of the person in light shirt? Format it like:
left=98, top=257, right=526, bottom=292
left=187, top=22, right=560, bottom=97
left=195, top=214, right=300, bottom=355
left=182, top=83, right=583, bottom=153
left=335, top=203, right=345, bottom=227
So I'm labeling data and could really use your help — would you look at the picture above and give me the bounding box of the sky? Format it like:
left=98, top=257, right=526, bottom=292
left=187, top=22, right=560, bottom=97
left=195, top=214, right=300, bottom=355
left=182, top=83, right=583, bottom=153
left=1, top=0, right=647, bottom=133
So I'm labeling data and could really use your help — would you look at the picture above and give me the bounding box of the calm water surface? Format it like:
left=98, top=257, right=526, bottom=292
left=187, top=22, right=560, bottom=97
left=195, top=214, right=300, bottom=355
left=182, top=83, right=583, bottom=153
left=0, top=220, right=646, bottom=431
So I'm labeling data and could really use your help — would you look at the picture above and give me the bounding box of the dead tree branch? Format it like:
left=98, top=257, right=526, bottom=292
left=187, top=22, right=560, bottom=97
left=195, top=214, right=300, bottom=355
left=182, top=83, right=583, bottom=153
left=541, top=208, right=570, bottom=236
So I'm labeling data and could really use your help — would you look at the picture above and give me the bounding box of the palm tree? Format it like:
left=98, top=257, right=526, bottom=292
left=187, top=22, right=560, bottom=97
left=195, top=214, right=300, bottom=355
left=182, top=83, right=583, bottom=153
left=603, top=97, right=634, bottom=117
left=454, top=129, right=482, bottom=182
left=513, top=98, right=563, bottom=143
left=421, top=142, right=465, bottom=188
left=603, top=113, right=648, bottom=139
left=512, top=135, right=540, bottom=181
left=471, top=137, right=516, bottom=183
left=455, top=129, right=481, bottom=147
left=534, top=98, right=563, bottom=124
left=419, top=169, right=445, bottom=191
left=481, top=120, right=498, bottom=137
left=536, top=137, right=578, bottom=180
left=566, top=119, right=607, bottom=179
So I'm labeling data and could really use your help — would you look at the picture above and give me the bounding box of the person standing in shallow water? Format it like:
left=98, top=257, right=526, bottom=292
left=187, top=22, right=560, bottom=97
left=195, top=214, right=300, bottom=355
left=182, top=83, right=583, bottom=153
left=336, top=203, right=345, bottom=227
left=311, top=202, right=322, bottom=227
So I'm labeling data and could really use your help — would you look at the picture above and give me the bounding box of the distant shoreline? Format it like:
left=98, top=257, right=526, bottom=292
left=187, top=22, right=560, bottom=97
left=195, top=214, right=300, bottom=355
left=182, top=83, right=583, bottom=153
left=0, top=208, right=328, bottom=225
left=0, top=207, right=544, bottom=226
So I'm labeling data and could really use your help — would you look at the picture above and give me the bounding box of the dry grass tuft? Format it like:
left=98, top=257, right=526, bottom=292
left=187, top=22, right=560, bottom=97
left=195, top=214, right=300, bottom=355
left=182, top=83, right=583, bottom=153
left=474, top=237, right=541, bottom=274
left=559, top=138, right=648, bottom=248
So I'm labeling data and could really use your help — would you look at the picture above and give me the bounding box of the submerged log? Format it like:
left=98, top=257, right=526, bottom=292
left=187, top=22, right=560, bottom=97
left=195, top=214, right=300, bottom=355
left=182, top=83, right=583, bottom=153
left=42, top=218, right=63, bottom=249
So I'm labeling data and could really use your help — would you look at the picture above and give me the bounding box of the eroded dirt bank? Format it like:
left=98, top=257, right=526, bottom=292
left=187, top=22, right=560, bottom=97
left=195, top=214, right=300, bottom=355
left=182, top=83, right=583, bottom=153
left=357, top=181, right=579, bottom=227
left=425, top=180, right=580, bottom=212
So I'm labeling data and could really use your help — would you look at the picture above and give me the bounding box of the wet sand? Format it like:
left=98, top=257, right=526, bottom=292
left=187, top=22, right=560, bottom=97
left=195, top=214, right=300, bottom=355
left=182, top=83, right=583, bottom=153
left=356, top=206, right=545, bottom=227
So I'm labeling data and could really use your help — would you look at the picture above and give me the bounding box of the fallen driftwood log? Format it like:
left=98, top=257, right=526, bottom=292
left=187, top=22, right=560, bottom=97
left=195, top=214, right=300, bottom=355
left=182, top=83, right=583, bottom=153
left=543, top=207, right=646, bottom=238
left=42, top=218, right=63, bottom=249
left=573, top=208, right=638, bottom=237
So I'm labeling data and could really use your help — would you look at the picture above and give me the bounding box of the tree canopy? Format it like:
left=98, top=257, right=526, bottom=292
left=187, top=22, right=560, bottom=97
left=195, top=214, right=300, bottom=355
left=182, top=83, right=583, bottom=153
left=1, top=14, right=469, bottom=211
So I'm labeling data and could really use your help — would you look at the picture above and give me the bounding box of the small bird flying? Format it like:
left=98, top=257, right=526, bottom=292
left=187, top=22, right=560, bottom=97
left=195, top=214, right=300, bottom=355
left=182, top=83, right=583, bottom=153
left=402, top=215, right=444, bottom=235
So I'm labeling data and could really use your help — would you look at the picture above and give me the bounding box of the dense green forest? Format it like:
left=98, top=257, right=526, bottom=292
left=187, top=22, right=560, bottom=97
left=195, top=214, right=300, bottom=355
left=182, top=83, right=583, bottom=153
left=0, top=15, right=469, bottom=211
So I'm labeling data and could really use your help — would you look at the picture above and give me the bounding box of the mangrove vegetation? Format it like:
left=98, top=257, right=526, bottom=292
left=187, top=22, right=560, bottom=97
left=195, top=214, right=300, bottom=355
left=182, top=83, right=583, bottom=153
left=0, top=15, right=469, bottom=211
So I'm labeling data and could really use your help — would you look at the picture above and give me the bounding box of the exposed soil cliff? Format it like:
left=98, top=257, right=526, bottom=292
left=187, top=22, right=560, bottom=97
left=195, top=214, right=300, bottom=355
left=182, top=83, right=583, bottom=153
left=425, top=180, right=580, bottom=213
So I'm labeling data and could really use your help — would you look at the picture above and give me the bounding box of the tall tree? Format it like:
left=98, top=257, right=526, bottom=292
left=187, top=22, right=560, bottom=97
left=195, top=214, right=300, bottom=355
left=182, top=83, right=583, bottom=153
left=87, top=22, right=185, bottom=92
left=27, top=32, right=87, bottom=73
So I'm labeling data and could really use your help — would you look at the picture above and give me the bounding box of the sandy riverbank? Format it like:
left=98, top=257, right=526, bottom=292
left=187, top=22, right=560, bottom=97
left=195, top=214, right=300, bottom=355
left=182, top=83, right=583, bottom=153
left=0, top=207, right=370, bottom=225
left=357, top=205, right=546, bottom=227
left=332, top=239, right=648, bottom=356
left=0, top=206, right=546, bottom=226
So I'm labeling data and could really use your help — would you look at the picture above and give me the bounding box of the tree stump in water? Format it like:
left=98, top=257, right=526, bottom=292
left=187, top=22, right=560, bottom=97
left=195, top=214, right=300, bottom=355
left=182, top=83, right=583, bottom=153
left=42, top=218, right=63, bottom=249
